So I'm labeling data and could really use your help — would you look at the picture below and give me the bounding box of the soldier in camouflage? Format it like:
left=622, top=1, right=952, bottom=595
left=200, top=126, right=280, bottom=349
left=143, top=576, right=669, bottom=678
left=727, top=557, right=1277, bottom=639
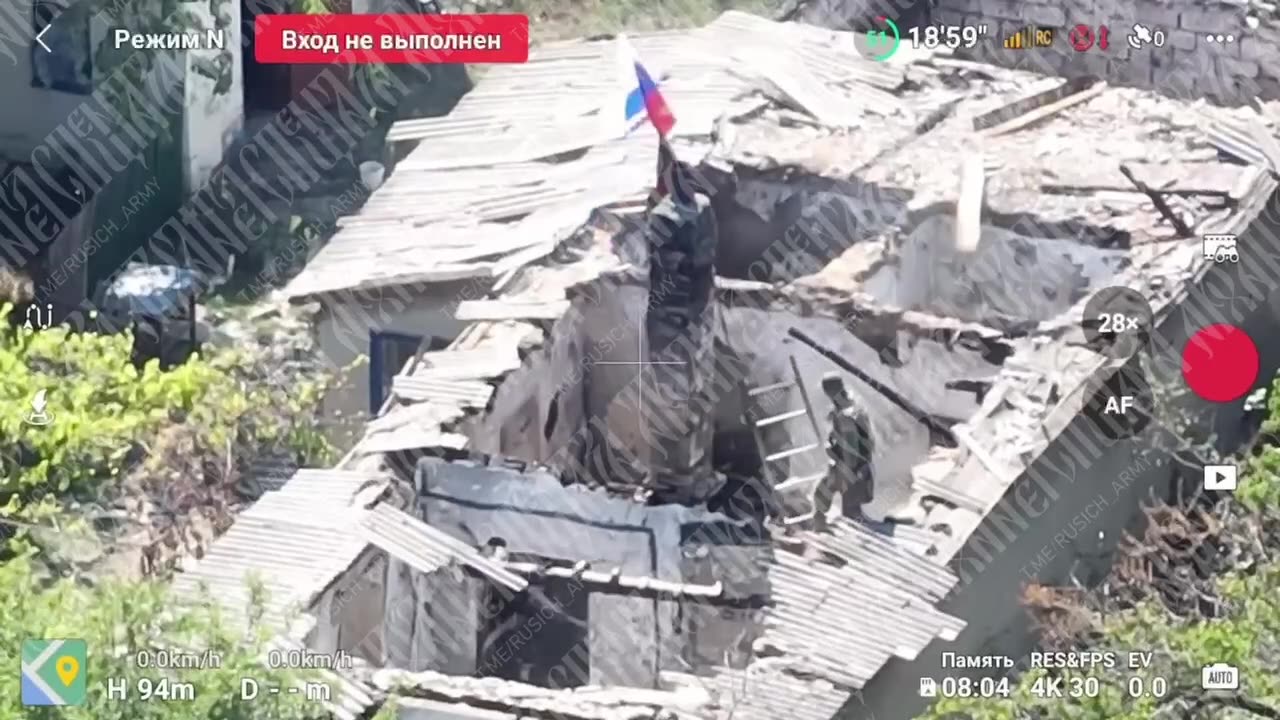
left=815, top=374, right=874, bottom=529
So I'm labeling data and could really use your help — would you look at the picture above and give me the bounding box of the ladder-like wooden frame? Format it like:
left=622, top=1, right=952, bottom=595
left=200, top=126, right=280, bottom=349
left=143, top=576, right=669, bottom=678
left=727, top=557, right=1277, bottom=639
left=742, top=355, right=832, bottom=524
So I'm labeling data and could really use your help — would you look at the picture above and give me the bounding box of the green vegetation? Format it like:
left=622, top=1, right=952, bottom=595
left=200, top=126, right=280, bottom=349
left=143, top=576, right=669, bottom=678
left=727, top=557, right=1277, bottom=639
left=0, top=307, right=332, bottom=541
left=921, top=376, right=1280, bottom=720
left=0, top=307, right=337, bottom=718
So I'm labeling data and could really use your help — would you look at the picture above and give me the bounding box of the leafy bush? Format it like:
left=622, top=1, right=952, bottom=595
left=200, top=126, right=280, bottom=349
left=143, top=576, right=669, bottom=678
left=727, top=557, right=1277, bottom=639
left=0, top=306, right=344, bottom=718
left=0, top=305, right=332, bottom=540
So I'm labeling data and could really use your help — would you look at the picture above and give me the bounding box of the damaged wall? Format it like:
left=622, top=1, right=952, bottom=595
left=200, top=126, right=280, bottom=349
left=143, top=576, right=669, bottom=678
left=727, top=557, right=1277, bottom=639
left=717, top=307, right=994, bottom=518
left=713, top=173, right=911, bottom=282
left=476, top=265, right=1001, bottom=523
left=473, top=273, right=653, bottom=487
left=862, top=214, right=1128, bottom=325
left=382, top=556, right=482, bottom=675
left=309, top=548, right=388, bottom=660
left=316, top=281, right=475, bottom=444
left=409, top=459, right=763, bottom=688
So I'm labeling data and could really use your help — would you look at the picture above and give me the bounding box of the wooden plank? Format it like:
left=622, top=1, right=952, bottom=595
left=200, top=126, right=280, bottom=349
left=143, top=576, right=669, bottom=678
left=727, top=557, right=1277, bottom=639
left=955, top=150, right=984, bottom=253
left=976, top=80, right=1106, bottom=137
left=408, top=348, right=523, bottom=381
left=455, top=299, right=570, bottom=321
left=1118, top=163, right=1194, bottom=236
left=972, top=77, right=1087, bottom=130
left=410, top=362, right=520, bottom=381
left=416, top=347, right=518, bottom=368
left=359, top=427, right=469, bottom=453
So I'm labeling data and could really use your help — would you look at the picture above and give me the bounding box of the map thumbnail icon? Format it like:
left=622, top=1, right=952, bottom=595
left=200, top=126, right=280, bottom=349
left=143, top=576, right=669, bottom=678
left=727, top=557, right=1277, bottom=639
left=22, top=639, right=87, bottom=706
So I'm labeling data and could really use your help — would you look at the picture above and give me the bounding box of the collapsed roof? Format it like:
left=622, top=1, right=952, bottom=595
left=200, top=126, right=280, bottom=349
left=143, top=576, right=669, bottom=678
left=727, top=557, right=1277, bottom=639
left=193, top=10, right=1280, bottom=720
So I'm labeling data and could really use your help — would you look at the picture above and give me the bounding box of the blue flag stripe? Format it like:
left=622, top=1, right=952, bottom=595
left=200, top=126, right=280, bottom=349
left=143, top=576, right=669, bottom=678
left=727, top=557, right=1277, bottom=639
left=625, top=87, right=645, bottom=122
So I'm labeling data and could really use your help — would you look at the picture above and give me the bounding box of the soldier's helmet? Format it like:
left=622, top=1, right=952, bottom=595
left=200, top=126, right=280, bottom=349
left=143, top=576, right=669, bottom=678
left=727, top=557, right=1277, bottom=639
left=821, top=373, right=845, bottom=396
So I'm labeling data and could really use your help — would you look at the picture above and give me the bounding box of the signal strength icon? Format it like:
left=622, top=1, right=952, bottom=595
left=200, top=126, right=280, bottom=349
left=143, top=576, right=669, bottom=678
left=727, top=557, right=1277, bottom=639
left=1004, top=26, right=1054, bottom=49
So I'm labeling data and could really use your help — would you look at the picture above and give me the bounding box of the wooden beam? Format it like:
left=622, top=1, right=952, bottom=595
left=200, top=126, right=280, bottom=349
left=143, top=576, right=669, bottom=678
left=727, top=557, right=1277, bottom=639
left=1118, top=163, right=1194, bottom=237
left=455, top=298, right=570, bottom=321
left=955, top=149, right=985, bottom=253
left=490, top=561, right=767, bottom=605
left=977, top=80, right=1107, bottom=137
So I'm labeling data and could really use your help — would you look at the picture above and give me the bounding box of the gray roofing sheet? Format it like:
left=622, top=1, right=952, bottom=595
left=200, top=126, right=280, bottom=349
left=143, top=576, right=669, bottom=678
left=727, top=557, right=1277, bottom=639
left=359, top=503, right=528, bottom=591
left=171, top=469, right=379, bottom=628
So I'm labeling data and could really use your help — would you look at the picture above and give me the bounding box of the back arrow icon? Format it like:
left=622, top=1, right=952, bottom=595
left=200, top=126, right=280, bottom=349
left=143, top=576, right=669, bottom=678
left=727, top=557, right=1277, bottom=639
left=35, top=25, right=51, bottom=52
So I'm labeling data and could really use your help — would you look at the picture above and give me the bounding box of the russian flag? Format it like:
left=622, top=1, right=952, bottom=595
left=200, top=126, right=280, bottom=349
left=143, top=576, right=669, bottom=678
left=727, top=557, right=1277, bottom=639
left=619, top=35, right=676, bottom=138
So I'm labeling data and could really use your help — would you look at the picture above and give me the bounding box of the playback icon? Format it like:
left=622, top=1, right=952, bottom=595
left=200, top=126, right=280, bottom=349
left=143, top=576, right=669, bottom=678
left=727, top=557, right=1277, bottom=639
left=1203, top=464, right=1238, bottom=492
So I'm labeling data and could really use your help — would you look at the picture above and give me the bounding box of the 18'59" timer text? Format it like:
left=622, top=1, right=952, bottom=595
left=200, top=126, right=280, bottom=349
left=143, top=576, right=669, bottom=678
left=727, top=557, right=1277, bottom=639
left=908, top=24, right=988, bottom=49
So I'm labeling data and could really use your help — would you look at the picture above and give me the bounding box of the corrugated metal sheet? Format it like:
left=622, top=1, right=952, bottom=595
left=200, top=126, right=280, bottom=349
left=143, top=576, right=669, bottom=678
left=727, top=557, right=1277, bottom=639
left=391, top=376, right=494, bottom=406
left=171, top=469, right=381, bottom=629
left=799, top=519, right=958, bottom=600
left=1204, top=115, right=1277, bottom=172
left=244, top=458, right=298, bottom=495
left=285, top=12, right=897, bottom=301
left=360, top=503, right=528, bottom=591
left=385, top=27, right=758, bottom=147
left=757, top=549, right=965, bottom=688
left=700, top=665, right=851, bottom=720
left=285, top=183, right=612, bottom=299
left=170, top=516, right=368, bottom=628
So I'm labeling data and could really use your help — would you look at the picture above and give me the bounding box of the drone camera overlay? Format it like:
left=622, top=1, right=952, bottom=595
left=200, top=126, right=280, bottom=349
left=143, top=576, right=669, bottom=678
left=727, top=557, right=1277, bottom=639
left=1, top=0, right=1279, bottom=719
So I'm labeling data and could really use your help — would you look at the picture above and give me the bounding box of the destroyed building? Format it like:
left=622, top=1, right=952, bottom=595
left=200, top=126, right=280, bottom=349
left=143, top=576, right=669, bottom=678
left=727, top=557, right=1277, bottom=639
left=179, top=12, right=1280, bottom=720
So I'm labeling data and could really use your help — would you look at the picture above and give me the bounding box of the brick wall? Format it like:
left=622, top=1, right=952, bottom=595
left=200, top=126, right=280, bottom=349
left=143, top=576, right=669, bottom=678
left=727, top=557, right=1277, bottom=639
left=929, top=0, right=1280, bottom=104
